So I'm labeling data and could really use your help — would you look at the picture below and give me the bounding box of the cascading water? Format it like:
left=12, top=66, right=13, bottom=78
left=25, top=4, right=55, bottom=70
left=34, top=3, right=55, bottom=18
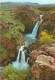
left=12, top=45, right=29, bottom=70
left=24, top=21, right=40, bottom=46
left=12, top=15, right=43, bottom=70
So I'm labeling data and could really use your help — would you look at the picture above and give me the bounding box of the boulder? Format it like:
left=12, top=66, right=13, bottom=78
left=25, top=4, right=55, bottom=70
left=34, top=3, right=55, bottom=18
left=31, top=54, right=55, bottom=80
left=28, top=50, right=41, bottom=65
left=40, top=43, right=55, bottom=58
left=36, top=55, right=55, bottom=66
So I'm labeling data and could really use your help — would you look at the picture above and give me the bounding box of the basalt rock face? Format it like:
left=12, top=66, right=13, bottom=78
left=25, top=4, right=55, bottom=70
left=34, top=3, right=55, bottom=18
left=0, top=36, right=17, bottom=66
left=31, top=62, right=55, bottom=80
left=40, top=42, right=55, bottom=58
left=0, top=20, right=24, bottom=66
left=29, top=42, right=55, bottom=80
left=11, top=6, right=37, bottom=33
left=41, top=13, right=55, bottom=35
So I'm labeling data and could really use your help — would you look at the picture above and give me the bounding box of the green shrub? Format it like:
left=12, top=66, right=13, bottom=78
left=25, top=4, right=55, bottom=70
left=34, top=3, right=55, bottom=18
left=3, top=64, right=30, bottom=80
left=39, top=31, right=54, bottom=44
left=0, top=46, right=8, bottom=60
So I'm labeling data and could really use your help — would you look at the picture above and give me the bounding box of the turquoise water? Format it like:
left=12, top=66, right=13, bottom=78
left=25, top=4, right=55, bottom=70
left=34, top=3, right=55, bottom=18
left=12, top=20, right=40, bottom=70
left=25, top=21, right=40, bottom=46
left=12, top=45, right=29, bottom=70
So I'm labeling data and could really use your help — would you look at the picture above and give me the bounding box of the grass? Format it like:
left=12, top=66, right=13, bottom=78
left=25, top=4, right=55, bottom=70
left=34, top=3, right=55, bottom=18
left=3, top=64, right=30, bottom=80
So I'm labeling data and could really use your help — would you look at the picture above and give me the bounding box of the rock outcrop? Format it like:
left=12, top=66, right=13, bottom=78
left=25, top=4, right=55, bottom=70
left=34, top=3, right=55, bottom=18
left=29, top=42, right=55, bottom=80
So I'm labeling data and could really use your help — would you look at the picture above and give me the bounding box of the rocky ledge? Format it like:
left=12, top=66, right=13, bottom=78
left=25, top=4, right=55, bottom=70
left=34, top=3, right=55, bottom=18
left=28, top=42, right=55, bottom=80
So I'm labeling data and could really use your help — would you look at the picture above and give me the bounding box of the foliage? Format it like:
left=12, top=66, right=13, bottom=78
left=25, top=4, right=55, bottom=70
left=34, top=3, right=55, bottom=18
left=39, top=31, right=54, bottom=44
left=0, top=45, right=16, bottom=65
left=0, top=6, right=25, bottom=65
left=38, top=7, right=55, bottom=12
left=3, top=64, right=30, bottom=80
left=9, top=21, right=25, bottom=38
left=12, top=6, right=36, bottom=33
left=0, top=46, right=8, bottom=61
left=0, top=6, right=25, bottom=43
left=0, top=20, right=25, bottom=46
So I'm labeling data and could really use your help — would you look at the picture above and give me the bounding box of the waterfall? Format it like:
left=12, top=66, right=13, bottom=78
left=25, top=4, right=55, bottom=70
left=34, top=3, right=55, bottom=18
left=12, top=15, right=43, bottom=70
left=16, top=45, right=26, bottom=63
left=12, top=45, right=29, bottom=70
left=32, top=21, right=40, bottom=37
left=24, top=20, right=40, bottom=46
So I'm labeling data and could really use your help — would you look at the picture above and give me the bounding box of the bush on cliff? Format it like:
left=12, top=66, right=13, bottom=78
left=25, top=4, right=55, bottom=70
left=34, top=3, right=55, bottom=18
left=39, top=31, right=54, bottom=44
